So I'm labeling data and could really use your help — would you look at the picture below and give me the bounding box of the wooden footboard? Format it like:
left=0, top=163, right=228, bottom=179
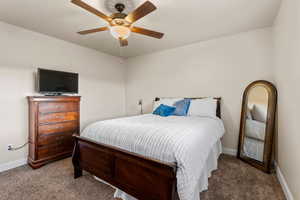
left=72, top=135, right=177, bottom=200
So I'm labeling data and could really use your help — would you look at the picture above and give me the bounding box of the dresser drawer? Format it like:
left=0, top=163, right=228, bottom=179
left=39, top=121, right=78, bottom=135
left=39, top=112, right=78, bottom=124
left=38, top=131, right=74, bottom=147
left=39, top=102, right=78, bottom=114
left=37, top=140, right=73, bottom=160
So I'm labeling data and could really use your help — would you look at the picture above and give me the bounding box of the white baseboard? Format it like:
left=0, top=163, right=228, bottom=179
left=222, top=147, right=237, bottom=156
left=0, top=158, right=27, bottom=173
left=275, top=162, right=294, bottom=200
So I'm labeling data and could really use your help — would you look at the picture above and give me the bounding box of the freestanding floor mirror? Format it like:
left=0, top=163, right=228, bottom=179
left=237, top=80, right=277, bottom=173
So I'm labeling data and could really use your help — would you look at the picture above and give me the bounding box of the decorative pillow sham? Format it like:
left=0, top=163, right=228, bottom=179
left=153, top=104, right=176, bottom=117
left=153, top=98, right=183, bottom=111
left=172, top=99, right=191, bottom=116
left=188, top=98, right=217, bottom=117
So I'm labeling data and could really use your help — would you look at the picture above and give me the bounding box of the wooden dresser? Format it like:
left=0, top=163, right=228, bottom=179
left=27, top=96, right=81, bottom=169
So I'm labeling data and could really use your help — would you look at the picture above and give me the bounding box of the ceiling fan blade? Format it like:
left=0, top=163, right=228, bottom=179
left=71, top=0, right=111, bottom=22
left=119, top=38, right=128, bottom=47
left=78, top=27, right=108, bottom=35
left=131, top=26, right=164, bottom=39
left=125, top=1, right=156, bottom=23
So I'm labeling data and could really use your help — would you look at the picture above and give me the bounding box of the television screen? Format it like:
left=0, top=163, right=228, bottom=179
left=38, top=68, right=78, bottom=94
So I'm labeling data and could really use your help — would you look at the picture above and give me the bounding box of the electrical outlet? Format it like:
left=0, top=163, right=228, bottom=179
left=7, top=144, right=13, bottom=151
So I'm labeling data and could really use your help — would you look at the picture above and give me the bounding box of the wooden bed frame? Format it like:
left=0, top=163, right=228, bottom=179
left=72, top=97, right=221, bottom=200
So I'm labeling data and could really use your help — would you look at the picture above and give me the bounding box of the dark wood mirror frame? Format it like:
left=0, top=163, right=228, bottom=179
left=237, top=80, right=277, bottom=173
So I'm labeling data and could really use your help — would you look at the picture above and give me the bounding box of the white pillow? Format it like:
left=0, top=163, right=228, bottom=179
left=188, top=98, right=217, bottom=117
left=246, top=107, right=253, bottom=120
left=251, top=104, right=267, bottom=123
left=153, top=98, right=183, bottom=111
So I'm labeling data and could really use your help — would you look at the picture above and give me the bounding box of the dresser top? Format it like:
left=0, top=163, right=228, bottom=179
left=27, top=96, right=81, bottom=102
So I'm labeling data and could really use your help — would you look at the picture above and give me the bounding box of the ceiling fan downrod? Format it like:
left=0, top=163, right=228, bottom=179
left=115, top=3, right=125, bottom=13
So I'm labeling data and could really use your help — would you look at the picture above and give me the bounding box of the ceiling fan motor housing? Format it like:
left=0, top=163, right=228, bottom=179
left=110, top=4, right=129, bottom=27
left=110, top=13, right=127, bottom=20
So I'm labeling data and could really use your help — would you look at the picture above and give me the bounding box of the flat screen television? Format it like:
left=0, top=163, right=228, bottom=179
left=37, top=68, right=78, bottom=95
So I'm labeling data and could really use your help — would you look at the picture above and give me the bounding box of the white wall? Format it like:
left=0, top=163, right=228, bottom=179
left=273, top=0, right=300, bottom=199
left=125, top=28, right=274, bottom=150
left=0, top=21, right=126, bottom=165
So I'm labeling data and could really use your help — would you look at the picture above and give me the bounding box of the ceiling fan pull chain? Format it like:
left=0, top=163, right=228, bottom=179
left=119, top=44, right=123, bottom=57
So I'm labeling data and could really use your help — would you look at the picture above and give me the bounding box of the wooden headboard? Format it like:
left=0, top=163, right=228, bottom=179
left=154, top=97, right=222, bottom=118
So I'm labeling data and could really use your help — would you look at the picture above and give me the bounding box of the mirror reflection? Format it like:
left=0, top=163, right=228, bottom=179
left=242, top=85, right=268, bottom=162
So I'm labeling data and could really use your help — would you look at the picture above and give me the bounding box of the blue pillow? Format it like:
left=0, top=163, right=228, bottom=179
left=153, top=104, right=176, bottom=117
left=172, top=99, right=191, bottom=116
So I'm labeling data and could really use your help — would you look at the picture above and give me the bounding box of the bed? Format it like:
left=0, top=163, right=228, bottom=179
left=72, top=97, right=224, bottom=200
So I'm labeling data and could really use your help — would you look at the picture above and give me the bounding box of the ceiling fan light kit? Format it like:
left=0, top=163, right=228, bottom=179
left=71, top=0, right=164, bottom=47
left=110, top=25, right=131, bottom=40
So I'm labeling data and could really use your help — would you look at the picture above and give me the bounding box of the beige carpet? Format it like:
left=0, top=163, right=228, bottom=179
left=0, top=155, right=285, bottom=200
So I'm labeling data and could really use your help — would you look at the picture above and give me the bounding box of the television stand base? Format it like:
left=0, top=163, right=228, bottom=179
left=44, top=93, right=63, bottom=96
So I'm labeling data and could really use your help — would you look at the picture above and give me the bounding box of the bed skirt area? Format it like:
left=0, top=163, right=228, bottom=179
left=93, top=140, right=222, bottom=200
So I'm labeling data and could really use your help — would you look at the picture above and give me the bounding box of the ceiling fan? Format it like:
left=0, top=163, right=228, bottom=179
left=71, top=0, right=164, bottom=47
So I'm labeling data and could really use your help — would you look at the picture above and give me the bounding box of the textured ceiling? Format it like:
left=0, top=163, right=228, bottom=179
left=0, top=0, right=281, bottom=57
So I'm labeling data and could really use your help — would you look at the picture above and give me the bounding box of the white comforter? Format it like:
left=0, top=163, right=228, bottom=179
left=81, top=114, right=225, bottom=200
